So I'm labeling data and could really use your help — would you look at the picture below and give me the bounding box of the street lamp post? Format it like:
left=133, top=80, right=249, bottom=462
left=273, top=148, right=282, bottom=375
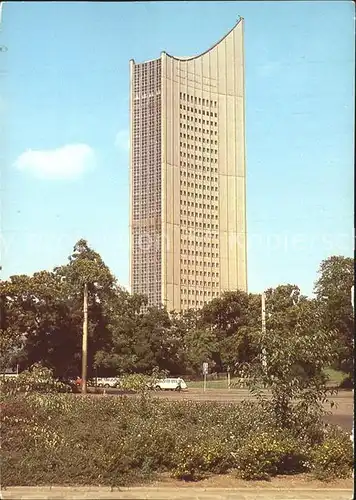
left=261, top=291, right=267, bottom=371
left=81, top=283, right=88, bottom=395
left=261, top=292, right=266, bottom=337
left=350, top=285, right=354, bottom=448
left=351, top=285, right=354, bottom=312
left=290, top=288, right=300, bottom=306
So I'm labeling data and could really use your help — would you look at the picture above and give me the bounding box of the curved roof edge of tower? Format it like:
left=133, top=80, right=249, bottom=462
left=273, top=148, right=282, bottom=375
left=129, top=16, right=248, bottom=309
left=130, top=16, right=244, bottom=65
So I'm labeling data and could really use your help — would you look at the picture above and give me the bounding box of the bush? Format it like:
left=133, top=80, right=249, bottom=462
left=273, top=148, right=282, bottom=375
left=119, top=373, right=151, bottom=392
left=0, top=364, right=71, bottom=399
left=311, top=431, right=353, bottom=480
left=118, top=368, right=169, bottom=393
left=234, top=431, right=309, bottom=480
left=172, top=438, right=232, bottom=481
left=1, top=392, right=352, bottom=486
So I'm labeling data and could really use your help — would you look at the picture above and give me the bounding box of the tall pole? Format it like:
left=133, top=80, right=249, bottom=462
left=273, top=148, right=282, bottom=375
left=261, top=291, right=266, bottom=337
left=261, top=292, right=267, bottom=372
left=351, top=285, right=354, bottom=312
left=352, top=285, right=354, bottom=352
left=81, top=283, right=88, bottom=395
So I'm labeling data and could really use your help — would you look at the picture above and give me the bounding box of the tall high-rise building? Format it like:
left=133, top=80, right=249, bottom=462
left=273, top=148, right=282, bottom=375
left=129, top=18, right=247, bottom=311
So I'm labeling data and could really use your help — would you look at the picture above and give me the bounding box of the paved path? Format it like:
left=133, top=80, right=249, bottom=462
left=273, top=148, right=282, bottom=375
left=1, top=487, right=354, bottom=500
left=323, top=413, right=353, bottom=431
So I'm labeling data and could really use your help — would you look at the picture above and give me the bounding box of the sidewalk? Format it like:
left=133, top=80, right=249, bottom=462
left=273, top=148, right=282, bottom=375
left=0, top=486, right=353, bottom=500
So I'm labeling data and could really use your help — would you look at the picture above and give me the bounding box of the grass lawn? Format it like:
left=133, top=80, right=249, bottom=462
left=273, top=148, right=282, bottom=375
left=324, top=367, right=349, bottom=386
left=187, top=368, right=348, bottom=390
left=187, top=378, right=244, bottom=389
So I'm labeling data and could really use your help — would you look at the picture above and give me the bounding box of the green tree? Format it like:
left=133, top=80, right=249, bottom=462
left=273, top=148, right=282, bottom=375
left=219, top=326, right=258, bottom=372
left=199, top=290, right=250, bottom=338
left=96, top=297, right=184, bottom=375
left=264, top=284, right=309, bottom=334
left=246, top=296, right=339, bottom=429
left=313, top=256, right=354, bottom=377
left=54, top=239, right=117, bottom=376
left=199, top=291, right=259, bottom=371
left=0, top=240, right=118, bottom=378
left=0, top=272, right=81, bottom=376
left=184, top=328, right=219, bottom=374
left=93, top=291, right=147, bottom=374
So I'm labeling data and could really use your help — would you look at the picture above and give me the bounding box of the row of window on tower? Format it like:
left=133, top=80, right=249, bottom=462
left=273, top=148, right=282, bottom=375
left=180, top=162, right=218, bottom=173
left=180, top=142, right=218, bottom=155
left=181, top=189, right=218, bottom=200
left=181, top=259, right=218, bottom=267
left=134, top=82, right=160, bottom=94
left=181, top=220, right=219, bottom=230
left=180, top=249, right=219, bottom=258
left=182, top=288, right=219, bottom=296
left=180, top=133, right=217, bottom=145
left=180, top=201, right=219, bottom=211
left=180, top=104, right=217, bottom=118
left=180, top=123, right=218, bottom=135
left=180, top=228, right=219, bottom=238
left=180, top=152, right=218, bottom=163
left=181, top=240, right=218, bottom=248
left=181, top=179, right=218, bottom=189
left=181, top=269, right=219, bottom=277
left=179, top=93, right=217, bottom=108
left=180, top=211, right=219, bottom=220
left=180, top=114, right=217, bottom=128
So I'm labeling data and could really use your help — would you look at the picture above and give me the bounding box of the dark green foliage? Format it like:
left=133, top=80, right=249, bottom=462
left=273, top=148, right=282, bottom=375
left=1, top=239, right=353, bottom=382
left=235, top=431, right=309, bottom=480
left=1, top=390, right=353, bottom=486
left=313, top=256, right=354, bottom=378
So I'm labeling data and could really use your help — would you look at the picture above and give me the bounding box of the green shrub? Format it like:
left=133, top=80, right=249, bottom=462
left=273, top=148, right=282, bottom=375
left=1, top=392, right=352, bottom=486
left=119, top=373, right=151, bottom=392
left=119, top=368, right=169, bottom=393
left=0, top=364, right=71, bottom=399
left=171, top=442, right=207, bottom=481
left=234, top=431, right=309, bottom=480
left=172, top=438, right=232, bottom=481
left=311, top=432, right=353, bottom=480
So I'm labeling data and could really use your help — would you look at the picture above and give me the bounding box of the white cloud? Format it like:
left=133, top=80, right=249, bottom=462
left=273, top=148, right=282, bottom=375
left=14, top=144, right=95, bottom=180
left=115, top=130, right=129, bottom=152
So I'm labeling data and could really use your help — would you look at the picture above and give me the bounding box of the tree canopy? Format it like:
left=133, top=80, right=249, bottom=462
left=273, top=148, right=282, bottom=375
left=313, top=256, right=354, bottom=378
left=1, top=243, right=353, bottom=384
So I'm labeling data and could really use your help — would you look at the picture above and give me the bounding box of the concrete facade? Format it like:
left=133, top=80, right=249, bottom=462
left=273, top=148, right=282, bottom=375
left=130, top=18, right=247, bottom=311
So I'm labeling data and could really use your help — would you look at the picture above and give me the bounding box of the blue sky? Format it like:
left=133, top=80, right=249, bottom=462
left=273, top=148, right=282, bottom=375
left=0, top=1, right=354, bottom=297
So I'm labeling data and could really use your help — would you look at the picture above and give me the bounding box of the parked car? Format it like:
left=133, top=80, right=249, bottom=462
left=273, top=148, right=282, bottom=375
left=91, top=377, right=120, bottom=388
left=154, top=378, right=187, bottom=391
left=63, top=377, right=82, bottom=392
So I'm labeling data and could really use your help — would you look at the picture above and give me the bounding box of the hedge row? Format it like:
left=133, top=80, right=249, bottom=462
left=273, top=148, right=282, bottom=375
left=1, top=391, right=353, bottom=486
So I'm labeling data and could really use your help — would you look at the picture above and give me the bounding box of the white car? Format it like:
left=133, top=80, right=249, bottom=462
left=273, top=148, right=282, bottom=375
left=154, top=378, right=187, bottom=391
left=93, top=377, right=120, bottom=388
